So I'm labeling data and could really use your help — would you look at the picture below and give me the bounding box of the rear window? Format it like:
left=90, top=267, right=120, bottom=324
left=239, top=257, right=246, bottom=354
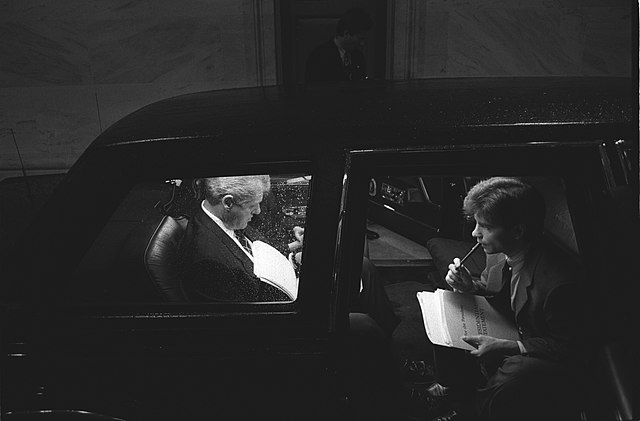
left=66, top=174, right=311, bottom=304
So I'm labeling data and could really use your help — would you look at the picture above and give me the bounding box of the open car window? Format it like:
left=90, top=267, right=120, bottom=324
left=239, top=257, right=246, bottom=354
left=336, top=146, right=592, bottom=371
left=364, top=175, right=579, bottom=289
left=66, top=174, right=311, bottom=304
left=367, top=175, right=578, bottom=252
left=348, top=173, right=581, bottom=296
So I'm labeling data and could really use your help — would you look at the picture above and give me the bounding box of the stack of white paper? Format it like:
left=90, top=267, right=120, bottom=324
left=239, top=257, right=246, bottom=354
left=417, top=289, right=519, bottom=351
left=252, top=240, right=298, bottom=300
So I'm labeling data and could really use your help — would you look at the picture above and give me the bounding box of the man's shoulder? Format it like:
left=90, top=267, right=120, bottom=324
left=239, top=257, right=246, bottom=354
left=533, top=236, right=582, bottom=282
left=187, top=207, right=211, bottom=231
left=186, top=208, right=226, bottom=242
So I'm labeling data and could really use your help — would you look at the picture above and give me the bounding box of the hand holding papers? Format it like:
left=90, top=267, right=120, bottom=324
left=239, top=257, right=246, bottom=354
left=252, top=240, right=299, bottom=300
left=417, top=289, right=519, bottom=351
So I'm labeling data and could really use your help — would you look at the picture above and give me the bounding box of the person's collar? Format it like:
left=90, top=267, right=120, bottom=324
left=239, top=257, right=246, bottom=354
left=201, top=200, right=235, bottom=238
left=333, top=36, right=347, bottom=62
left=505, top=242, right=531, bottom=268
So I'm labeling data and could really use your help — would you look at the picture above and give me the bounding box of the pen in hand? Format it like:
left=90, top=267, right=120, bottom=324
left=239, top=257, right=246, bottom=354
left=451, top=242, right=481, bottom=293
left=458, top=242, right=481, bottom=268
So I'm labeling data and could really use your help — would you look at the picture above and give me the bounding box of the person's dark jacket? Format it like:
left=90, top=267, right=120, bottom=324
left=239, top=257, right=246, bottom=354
left=305, top=40, right=366, bottom=84
left=483, top=236, right=585, bottom=362
left=179, top=208, right=290, bottom=302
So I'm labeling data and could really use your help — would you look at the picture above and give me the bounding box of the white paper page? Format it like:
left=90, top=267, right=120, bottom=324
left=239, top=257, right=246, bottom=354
left=437, top=289, right=454, bottom=346
left=422, top=290, right=520, bottom=351
left=417, top=291, right=449, bottom=347
left=252, top=240, right=298, bottom=300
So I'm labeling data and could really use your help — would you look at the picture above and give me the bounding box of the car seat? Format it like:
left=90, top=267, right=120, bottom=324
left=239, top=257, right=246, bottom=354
left=144, top=214, right=189, bottom=302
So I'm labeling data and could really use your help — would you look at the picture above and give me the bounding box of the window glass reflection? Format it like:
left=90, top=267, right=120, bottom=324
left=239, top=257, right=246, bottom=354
left=69, top=173, right=311, bottom=304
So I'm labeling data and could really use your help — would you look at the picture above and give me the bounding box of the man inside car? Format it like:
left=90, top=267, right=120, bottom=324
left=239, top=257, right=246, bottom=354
left=423, top=177, right=586, bottom=421
left=178, top=175, right=399, bottom=336
left=179, top=175, right=289, bottom=302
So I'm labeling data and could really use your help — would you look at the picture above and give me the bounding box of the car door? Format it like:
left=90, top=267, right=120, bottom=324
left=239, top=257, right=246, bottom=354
left=335, top=138, right=637, bottom=419
left=0, top=138, right=357, bottom=421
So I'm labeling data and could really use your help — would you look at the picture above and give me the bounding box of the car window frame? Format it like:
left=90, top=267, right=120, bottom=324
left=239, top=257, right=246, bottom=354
left=336, top=141, right=616, bottom=308
left=4, top=140, right=341, bottom=333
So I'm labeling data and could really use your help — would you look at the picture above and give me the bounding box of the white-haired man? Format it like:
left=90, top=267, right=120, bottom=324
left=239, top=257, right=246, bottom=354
left=179, top=175, right=289, bottom=302
left=179, top=175, right=399, bottom=338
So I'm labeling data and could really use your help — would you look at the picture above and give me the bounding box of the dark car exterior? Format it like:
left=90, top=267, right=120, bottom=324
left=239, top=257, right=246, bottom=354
left=1, top=77, right=637, bottom=421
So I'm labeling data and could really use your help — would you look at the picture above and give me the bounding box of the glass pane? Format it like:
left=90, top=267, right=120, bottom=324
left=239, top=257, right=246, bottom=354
left=67, top=173, right=311, bottom=304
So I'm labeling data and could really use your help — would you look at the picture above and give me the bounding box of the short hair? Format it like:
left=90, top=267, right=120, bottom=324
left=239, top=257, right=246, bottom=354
left=463, top=177, right=546, bottom=239
left=336, top=8, right=372, bottom=36
left=198, top=175, right=270, bottom=206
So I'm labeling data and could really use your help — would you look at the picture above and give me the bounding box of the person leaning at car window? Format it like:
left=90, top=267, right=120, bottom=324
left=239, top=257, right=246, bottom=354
left=178, top=175, right=399, bottom=337
left=423, top=177, right=587, bottom=421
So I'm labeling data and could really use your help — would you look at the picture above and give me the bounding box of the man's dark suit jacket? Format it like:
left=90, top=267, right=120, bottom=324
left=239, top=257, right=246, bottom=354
left=179, top=207, right=290, bottom=302
left=179, top=207, right=398, bottom=336
left=305, top=40, right=366, bottom=83
left=482, top=235, right=584, bottom=363
left=434, top=235, right=586, bottom=420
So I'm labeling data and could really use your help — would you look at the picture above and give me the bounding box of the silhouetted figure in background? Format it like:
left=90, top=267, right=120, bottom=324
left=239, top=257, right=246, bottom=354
left=305, top=8, right=372, bottom=84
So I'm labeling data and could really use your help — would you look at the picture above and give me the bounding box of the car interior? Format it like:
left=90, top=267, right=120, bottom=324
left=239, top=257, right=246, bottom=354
left=361, top=170, right=634, bottom=420
left=67, top=175, right=312, bottom=304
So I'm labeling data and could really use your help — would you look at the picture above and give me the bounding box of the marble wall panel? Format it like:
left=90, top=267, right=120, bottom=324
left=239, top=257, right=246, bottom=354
left=0, top=20, right=91, bottom=87
left=446, top=8, right=586, bottom=76
left=0, top=86, right=101, bottom=170
left=579, top=7, right=633, bottom=75
left=392, top=0, right=633, bottom=78
left=258, top=0, right=278, bottom=86
left=1, top=1, right=268, bottom=87
left=0, top=0, right=236, bottom=21
left=0, top=0, right=277, bottom=177
left=86, top=18, right=236, bottom=85
left=414, top=7, right=449, bottom=77
left=0, top=129, right=18, bottom=171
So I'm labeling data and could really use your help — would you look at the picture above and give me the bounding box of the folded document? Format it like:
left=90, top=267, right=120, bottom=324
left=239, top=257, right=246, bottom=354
left=417, top=289, right=519, bottom=351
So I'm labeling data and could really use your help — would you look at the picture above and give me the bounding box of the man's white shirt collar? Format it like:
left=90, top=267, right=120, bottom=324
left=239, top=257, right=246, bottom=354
left=201, top=201, right=253, bottom=260
left=505, top=245, right=531, bottom=355
left=505, top=244, right=531, bottom=315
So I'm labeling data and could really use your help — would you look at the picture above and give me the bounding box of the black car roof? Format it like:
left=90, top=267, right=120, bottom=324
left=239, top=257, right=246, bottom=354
left=91, top=77, right=635, bottom=154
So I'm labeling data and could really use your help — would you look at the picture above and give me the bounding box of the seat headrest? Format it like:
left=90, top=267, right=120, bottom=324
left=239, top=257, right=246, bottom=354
left=144, top=215, right=189, bottom=302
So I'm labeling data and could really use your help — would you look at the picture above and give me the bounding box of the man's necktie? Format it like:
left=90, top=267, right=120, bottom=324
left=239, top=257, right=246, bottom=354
left=488, top=260, right=512, bottom=314
left=502, top=261, right=514, bottom=311
left=502, top=260, right=512, bottom=285
left=235, top=231, right=253, bottom=257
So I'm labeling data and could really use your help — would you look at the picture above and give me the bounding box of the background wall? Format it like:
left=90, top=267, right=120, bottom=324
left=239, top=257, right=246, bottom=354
left=0, top=0, right=634, bottom=181
left=0, top=0, right=276, bottom=181
left=390, top=0, right=633, bottom=80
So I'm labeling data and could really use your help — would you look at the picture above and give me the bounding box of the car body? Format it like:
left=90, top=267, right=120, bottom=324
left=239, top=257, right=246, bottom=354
left=1, top=77, right=637, bottom=420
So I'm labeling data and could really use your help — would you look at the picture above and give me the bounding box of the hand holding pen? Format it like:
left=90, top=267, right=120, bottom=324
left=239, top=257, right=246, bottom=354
left=445, top=242, right=480, bottom=293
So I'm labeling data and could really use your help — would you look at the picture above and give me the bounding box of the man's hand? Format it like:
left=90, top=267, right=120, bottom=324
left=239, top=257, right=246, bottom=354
left=462, top=335, right=519, bottom=358
left=288, top=226, right=305, bottom=252
left=445, top=258, right=473, bottom=293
